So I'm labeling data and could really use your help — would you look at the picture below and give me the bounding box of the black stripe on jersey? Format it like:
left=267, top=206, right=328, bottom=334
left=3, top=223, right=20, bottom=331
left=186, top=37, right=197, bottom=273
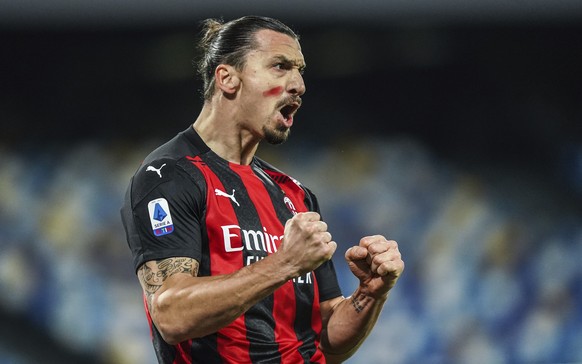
left=201, top=152, right=281, bottom=363
left=251, top=165, right=294, bottom=224
left=176, top=158, right=211, bottom=277
left=177, top=157, right=221, bottom=363
left=190, top=336, right=221, bottom=364
left=151, top=324, right=177, bottom=363
left=294, top=283, right=317, bottom=363
left=253, top=163, right=319, bottom=364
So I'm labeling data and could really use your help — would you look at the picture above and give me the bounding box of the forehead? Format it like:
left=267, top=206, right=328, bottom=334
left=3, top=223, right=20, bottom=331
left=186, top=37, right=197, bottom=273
left=251, top=29, right=305, bottom=66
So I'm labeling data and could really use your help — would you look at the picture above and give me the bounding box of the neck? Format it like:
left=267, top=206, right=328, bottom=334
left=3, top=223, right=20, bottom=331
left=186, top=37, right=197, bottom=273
left=192, top=101, right=260, bottom=165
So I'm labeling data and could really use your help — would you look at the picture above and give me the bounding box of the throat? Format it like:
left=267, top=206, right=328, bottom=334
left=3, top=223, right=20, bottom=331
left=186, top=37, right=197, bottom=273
left=194, top=124, right=259, bottom=165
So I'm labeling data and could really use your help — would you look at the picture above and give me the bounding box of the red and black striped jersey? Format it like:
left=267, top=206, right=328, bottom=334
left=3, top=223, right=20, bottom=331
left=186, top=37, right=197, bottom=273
left=121, top=126, right=342, bottom=364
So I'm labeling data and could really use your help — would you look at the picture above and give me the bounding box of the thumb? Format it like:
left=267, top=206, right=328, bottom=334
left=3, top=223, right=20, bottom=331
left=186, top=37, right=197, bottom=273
left=345, top=246, right=368, bottom=262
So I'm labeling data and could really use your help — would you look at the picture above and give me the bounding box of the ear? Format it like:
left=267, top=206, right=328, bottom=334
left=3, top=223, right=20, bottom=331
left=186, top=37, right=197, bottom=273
left=215, top=64, right=240, bottom=95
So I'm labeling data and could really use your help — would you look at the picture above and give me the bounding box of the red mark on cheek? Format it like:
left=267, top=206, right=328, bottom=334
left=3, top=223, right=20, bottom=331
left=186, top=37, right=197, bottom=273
left=262, top=86, right=284, bottom=97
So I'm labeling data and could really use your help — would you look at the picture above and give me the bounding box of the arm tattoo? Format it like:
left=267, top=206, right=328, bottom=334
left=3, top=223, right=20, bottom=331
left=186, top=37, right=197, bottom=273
left=351, top=295, right=366, bottom=314
left=138, top=257, right=199, bottom=309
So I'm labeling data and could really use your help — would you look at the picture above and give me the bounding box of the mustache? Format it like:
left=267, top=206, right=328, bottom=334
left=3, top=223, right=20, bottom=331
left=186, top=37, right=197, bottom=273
left=277, top=95, right=302, bottom=109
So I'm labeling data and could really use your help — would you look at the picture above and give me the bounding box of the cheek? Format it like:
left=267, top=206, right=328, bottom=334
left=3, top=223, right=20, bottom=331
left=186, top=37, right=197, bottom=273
left=262, top=86, right=284, bottom=97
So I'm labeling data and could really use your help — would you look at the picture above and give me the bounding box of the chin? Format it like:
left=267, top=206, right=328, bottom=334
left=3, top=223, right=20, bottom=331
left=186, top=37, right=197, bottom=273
left=264, top=126, right=290, bottom=145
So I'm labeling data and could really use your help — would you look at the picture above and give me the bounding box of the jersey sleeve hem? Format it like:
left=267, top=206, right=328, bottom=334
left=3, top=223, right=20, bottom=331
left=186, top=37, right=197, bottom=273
left=134, top=249, right=199, bottom=273
left=318, top=286, right=343, bottom=302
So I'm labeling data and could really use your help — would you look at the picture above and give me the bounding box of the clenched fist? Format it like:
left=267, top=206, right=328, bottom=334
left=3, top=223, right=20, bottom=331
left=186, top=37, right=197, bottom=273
left=345, top=235, right=404, bottom=299
left=279, top=212, right=338, bottom=277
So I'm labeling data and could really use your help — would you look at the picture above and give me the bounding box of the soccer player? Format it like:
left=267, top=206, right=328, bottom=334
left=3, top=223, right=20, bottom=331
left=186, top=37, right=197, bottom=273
left=120, top=15, right=404, bottom=364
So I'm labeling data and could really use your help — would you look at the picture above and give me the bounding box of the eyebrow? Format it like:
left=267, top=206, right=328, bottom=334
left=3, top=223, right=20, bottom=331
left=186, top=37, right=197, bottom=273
left=272, top=55, right=306, bottom=72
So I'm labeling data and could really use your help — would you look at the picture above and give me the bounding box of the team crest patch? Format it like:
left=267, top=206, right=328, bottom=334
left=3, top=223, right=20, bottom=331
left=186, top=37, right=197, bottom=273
left=284, top=196, right=298, bottom=215
left=148, top=198, right=174, bottom=236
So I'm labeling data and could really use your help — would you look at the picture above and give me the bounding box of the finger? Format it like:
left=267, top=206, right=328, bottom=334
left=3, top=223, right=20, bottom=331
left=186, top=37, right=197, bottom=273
left=345, top=246, right=368, bottom=262
left=366, top=240, right=399, bottom=263
left=324, top=240, right=338, bottom=260
left=359, top=235, right=387, bottom=249
left=370, top=249, right=403, bottom=275
left=367, top=241, right=390, bottom=255
left=323, top=231, right=332, bottom=243
left=366, top=252, right=372, bottom=266
left=317, top=221, right=329, bottom=232
left=284, top=212, right=321, bottom=231
left=306, top=220, right=328, bottom=233
left=299, top=211, right=321, bottom=222
left=314, top=230, right=332, bottom=245
left=376, top=258, right=405, bottom=277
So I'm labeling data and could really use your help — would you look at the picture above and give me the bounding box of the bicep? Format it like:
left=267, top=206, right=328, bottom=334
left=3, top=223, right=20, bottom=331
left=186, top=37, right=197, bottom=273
left=137, top=257, right=199, bottom=308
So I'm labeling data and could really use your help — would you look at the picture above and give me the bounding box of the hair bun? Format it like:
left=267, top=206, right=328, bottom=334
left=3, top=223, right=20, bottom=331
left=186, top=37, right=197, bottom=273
left=198, top=19, right=224, bottom=51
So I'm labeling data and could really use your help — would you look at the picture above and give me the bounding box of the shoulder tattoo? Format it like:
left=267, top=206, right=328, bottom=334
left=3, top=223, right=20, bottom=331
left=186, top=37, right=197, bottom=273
left=137, top=257, right=199, bottom=308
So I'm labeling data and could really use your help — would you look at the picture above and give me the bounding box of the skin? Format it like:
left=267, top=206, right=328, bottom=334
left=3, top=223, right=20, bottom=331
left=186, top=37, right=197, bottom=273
left=193, top=29, right=306, bottom=165
left=137, top=29, right=404, bottom=363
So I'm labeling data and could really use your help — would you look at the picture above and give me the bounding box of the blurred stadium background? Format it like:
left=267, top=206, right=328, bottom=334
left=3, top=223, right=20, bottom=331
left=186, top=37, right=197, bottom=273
left=1, top=1, right=582, bottom=363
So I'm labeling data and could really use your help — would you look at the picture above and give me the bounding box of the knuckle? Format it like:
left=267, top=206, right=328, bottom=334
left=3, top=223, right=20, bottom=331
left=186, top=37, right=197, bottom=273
left=372, top=254, right=383, bottom=266
left=369, top=242, right=384, bottom=254
left=305, top=222, right=317, bottom=234
left=370, top=234, right=386, bottom=242
left=315, top=231, right=330, bottom=244
left=304, top=211, right=320, bottom=221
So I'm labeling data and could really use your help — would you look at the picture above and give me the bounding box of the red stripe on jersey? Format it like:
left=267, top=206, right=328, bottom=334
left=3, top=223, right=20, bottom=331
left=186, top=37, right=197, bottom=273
left=273, top=281, right=305, bottom=362
left=264, top=169, right=325, bottom=360
left=143, top=294, right=155, bottom=339
left=188, top=156, right=252, bottom=364
left=231, top=163, right=307, bottom=362
left=174, top=341, right=193, bottom=364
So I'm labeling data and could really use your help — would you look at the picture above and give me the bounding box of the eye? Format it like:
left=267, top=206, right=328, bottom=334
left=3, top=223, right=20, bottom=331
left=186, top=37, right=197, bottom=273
left=272, top=59, right=305, bottom=74
left=273, top=62, right=287, bottom=70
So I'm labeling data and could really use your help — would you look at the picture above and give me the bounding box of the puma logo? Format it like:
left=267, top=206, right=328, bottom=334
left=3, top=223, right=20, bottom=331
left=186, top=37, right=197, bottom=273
left=146, top=163, right=166, bottom=178
left=215, top=188, right=240, bottom=207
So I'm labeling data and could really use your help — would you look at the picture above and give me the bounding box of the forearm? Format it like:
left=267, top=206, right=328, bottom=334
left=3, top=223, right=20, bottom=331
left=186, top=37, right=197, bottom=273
left=152, top=254, right=296, bottom=344
left=320, top=287, right=388, bottom=363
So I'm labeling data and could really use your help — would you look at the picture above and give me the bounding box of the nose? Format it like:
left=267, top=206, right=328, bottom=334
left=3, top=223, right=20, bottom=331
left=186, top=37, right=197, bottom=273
left=287, top=69, right=306, bottom=96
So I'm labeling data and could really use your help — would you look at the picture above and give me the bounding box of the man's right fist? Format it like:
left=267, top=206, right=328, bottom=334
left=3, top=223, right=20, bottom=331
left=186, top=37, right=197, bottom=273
left=279, top=212, right=337, bottom=276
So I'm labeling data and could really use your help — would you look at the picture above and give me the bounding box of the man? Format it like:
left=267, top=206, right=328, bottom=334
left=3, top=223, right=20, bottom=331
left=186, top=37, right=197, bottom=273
left=121, top=15, right=404, bottom=364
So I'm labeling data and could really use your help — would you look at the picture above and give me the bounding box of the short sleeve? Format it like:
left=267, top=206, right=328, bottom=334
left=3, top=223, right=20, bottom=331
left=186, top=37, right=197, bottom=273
left=120, top=157, right=206, bottom=272
left=303, top=187, right=343, bottom=301
left=314, top=259, right=342, bottom=301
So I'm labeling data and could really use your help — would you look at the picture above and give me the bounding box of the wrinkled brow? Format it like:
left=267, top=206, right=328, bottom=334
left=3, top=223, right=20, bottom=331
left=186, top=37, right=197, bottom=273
left=272, top=55, right=307, bottom=72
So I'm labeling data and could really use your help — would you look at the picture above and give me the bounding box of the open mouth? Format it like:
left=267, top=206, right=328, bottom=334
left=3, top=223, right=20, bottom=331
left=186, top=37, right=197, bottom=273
left=280, top=104, right=298, bottom=120
left=278, top=98, right=301, bottom=122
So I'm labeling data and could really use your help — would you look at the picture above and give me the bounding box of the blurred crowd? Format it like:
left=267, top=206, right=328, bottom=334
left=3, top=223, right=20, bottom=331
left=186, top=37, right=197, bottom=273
left=0, top=136, right=580, bottom=364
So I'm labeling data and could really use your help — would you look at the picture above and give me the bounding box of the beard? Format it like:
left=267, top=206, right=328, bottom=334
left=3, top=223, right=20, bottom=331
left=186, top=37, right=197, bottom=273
left=263, top=123, right=290, bottom=145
